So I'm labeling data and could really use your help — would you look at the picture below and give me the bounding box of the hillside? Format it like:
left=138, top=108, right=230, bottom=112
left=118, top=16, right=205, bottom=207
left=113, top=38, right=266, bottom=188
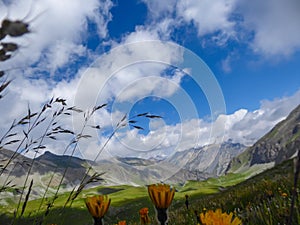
left=227, top=104, right=300, bottom=173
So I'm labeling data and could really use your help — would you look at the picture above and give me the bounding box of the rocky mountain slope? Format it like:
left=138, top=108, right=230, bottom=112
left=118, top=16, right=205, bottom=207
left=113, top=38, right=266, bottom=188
left=166, top=141, right=246, bottom=180
left=0, top=149, right=92, bottom=195
left=227, top=104, right=300, bottom=173
left=0, top=139, right=246, bottom=196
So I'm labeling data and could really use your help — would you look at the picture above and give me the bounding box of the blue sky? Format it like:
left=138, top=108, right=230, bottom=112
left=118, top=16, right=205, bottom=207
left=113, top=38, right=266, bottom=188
left=0, top=0, right=300, bottom=160
left=105, top=0, right=300, bottom=115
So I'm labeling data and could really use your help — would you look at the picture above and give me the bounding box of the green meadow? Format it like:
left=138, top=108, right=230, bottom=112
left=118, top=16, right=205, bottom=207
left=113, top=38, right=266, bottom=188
left=1, top=158, right=299, bottom=224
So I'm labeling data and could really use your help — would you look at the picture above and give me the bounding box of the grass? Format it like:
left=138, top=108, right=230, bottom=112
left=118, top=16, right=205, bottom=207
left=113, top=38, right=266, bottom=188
left=227, top=149, right=252, bottom=173
left=1, top=158, right=299, bottom=224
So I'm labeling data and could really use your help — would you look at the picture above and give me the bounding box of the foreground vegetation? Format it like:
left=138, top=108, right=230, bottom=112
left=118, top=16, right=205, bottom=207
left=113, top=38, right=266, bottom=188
left=0, top=159, right=299, bottom=224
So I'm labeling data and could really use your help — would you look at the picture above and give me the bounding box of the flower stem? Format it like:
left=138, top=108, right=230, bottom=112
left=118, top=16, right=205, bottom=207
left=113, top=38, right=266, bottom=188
left=156, top=208, right=168, bottom=225
left=93, top=217, right=104, bottom=225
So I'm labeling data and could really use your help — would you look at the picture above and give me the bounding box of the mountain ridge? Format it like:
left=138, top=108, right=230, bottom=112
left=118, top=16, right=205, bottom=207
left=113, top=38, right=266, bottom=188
left=227, top=104, right=300, bottom=173
left=0, top=139, right=246, bottom=193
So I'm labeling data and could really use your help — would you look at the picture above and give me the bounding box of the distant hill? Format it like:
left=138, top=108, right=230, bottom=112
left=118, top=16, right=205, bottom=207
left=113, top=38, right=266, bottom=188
left=227, top=104, right=300, bottom=173
left=0, top=149, right=93, bottom=199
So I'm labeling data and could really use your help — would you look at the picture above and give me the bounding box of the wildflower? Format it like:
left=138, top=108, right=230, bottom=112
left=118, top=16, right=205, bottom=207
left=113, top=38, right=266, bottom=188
left=200, top=208, right=242, bottom=225
left=266, top=189, right=273, bottom=197
left=148, top=183, right=175, bottom=225
left=115, top=221, right=126, bottom=225
left=281, top=192, right=288, bottom=197
left=139, top=207, right=150, bottom=224
left=85, top=195, right=111, bottom=225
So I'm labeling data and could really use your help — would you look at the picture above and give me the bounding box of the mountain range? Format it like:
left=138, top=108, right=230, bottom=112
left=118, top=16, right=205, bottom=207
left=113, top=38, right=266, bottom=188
left=1, top=104, right=300, bottom=200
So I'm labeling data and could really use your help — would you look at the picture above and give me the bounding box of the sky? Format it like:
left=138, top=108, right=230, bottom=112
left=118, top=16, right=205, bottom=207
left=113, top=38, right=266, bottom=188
left=0, top=0, right=300, bottom=161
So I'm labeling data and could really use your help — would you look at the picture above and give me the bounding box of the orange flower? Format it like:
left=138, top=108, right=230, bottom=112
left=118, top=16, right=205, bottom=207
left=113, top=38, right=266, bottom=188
left=116, top=221, right=126, bottom=225
left=200, top=208, right=242, bottom=225
left=148, top=183, right=175, bottom=209
left=148, top=183, right=175, bottom=225
left=139, top=207, right=150, bottom=224
left=85, top=195, right=111, bottom=219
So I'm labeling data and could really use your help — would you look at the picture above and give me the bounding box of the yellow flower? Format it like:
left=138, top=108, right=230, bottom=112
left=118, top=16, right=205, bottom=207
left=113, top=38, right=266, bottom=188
left=139, top=207, right=151, bottom=224
left=200, top=208, right=242, bottom=225
left=85, top=195, right=111, bottom=219
left=281, top=192, right=288, bottom=197
left=148, top=183, right=175, bottom=209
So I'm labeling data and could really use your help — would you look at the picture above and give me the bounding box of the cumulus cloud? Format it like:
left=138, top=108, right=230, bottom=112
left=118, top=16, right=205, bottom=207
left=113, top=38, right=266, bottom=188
left=0, top=0, right=113, bottom=71
left=141, top=0, right=176, bottom=20
left=237, top=0, right=300, bottom=56
left=72, top=37, right=185, bottom=112
left=176, top=0, right=237, bottom=37
left=142, top=0, right=300, bottom=57
left=230, top=90, right=300, bottom=142
left=0, top=0, right=114, bottom=122
left=142, top=0, right=237, bottom=45
left=0, top=76, right=50, bottom=123
left=43, top=41, right=87, bottom=75
left=69, top=89, right=300, bottom=161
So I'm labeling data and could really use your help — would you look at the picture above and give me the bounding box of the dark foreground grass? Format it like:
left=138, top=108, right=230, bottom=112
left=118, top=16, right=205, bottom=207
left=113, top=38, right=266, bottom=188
left=171, top=159, right=300, bottom=225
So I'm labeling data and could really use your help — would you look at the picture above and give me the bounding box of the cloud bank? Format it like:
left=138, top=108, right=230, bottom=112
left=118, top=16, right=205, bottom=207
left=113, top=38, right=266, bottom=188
left=142, top=0, right=300, bottom=57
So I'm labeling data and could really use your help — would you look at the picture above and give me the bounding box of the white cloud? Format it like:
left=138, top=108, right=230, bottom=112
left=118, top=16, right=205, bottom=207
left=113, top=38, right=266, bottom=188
left=45, top=41, right=86, bottom=74
left=141, top=0, right=238, bottom=45
left=105, top=68, right=185, bottom=103
left=72, top=35, right=185, bottom=111
left=142, top=0, right=300, bottom=57
left=121, top=26, right=160, bottom=43
left=221, top=90, right=300, bottom=144
left=0, top=76, right=50, bottom=124
left=141, top=0, right=176, bottom=20
left=221, top=54, right=233, bottom=73
left=176, top=0, right=237, bottom=37
left=0, top=0, right=113, bottom=71
left=79, top=89, right=300, bottom=160
left=237, top=0, right=300, bottom=56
